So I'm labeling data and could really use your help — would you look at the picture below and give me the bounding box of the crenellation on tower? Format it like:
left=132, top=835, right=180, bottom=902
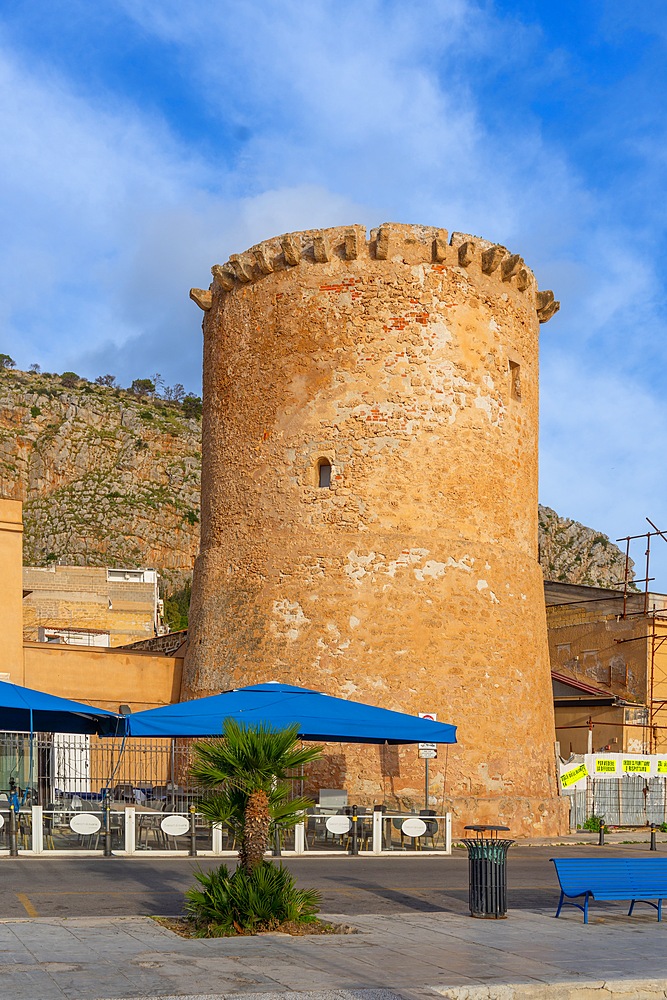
left=190, top=223, right=559, bottom=326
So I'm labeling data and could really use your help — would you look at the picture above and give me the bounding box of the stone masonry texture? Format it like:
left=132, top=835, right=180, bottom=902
left=185, top=223, right=567, bottom=836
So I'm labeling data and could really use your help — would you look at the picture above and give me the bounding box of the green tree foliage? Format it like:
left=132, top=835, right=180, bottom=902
left=94, top=374, right=117, bottom=387
left=130, top=378, right=156, bottom=397
left=182, top=393, right=203, bottom=419
left=191, top=721, right=323, bottom=873
left=0, top=354, right=16, bottom=369
left=60, top=371, right=80, bottom=388
left=163, top=579, right=191, bottom=631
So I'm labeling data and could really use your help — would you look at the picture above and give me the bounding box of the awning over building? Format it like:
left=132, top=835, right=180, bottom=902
left=122, top=682, right=457, bottom=744
left=552, top=670, right=620, bottom=708
left=0, top=679, right=123, bottom=735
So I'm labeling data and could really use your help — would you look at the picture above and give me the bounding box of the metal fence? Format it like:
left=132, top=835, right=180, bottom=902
left=0, top=806, right=452, bottom=856
left=0, top=733, right=453, bottom=856
left=566, top=776, right=667, bottom=828
left=0, top=732, right=223, bottom=807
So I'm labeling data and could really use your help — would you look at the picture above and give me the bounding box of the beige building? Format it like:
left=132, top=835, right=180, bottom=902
left=22, top=564, right=165, bottom=647
left=545, top=581, right=667, bottom=755
left=186, top=222, right=566, bottom=836
left=0, top=499, right=181, bottom=715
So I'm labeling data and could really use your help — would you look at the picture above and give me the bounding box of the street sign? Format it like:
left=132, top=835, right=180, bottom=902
left=418, top=712, right=437, bottom=759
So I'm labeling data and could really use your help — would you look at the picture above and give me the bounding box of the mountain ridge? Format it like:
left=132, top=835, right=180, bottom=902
left=0, top=367, right=634, bottom=592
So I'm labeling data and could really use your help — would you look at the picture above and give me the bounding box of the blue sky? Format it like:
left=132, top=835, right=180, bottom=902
left=2, top=1, right=667, bottom=585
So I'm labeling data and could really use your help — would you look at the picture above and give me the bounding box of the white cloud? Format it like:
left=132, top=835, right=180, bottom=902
left=2, top=1, right=667, bottom=589
left=539, top=352, right=667, bottom=588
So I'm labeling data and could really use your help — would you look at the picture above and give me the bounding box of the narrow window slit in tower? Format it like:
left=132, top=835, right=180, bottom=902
left=318, top=460, right=332, bottom=488
left=509, top=360, right=521, bottom=400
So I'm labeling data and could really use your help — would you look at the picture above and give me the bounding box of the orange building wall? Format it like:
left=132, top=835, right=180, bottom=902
left=22, top=642, right=182, bottom=713
left=0, top=499, right=24, bottom=682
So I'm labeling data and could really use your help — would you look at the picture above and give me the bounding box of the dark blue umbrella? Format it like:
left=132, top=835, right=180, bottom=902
left=0, top=679, right=123, bottom=735
left=121, top=682, right=457, bottom=744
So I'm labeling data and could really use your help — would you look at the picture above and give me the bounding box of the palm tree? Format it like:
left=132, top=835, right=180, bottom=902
left=191, top=720, right=323, bottom=872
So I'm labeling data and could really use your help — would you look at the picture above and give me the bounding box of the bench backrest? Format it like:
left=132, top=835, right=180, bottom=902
left=551, top=858, right=667, bottom=897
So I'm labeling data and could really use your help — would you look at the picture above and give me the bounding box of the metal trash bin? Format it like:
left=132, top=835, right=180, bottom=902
left=462, top=825, right=514, bottom=919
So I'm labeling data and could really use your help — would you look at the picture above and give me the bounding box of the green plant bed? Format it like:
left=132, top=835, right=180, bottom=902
left=184, top=861, right=324, bottom=936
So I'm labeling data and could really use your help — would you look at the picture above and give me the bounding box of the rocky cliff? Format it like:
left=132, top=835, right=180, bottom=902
left=538, top=505, right=633, bottom=589
left=0, top=368, right=633, bottom=591
left=0, top=368, right=201, bottom=585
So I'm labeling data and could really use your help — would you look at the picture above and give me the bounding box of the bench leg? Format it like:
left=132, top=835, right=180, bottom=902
left=555, top=890, right=565, bottom=919
left=584, top=893, right=589, bottom=925
left=629, top=898, right=662, bottom=920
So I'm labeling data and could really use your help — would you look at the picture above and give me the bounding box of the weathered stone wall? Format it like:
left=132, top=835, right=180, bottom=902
left=185, top=222, right=568, bottom=835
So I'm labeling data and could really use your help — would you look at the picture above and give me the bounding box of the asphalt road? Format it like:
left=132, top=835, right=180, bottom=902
left=0, top=843, right=659, bottom=919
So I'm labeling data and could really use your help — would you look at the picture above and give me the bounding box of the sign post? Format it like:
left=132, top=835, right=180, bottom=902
left=419, top=713, right=437, bottom=810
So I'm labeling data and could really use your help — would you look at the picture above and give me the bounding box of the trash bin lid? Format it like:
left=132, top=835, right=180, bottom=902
left=464, top=825, right=510, bottom=830
left=464, top=824, right=511, bottom=837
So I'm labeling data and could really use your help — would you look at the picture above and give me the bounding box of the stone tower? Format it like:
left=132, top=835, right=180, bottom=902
left=187, top=223, right=567, bottom=836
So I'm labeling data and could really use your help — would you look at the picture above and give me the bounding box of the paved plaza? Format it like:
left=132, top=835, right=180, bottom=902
left=0, top=844, right=666, bottom=999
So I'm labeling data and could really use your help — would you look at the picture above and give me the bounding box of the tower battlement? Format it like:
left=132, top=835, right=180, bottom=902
left=189, top=222, right=560, bottom=324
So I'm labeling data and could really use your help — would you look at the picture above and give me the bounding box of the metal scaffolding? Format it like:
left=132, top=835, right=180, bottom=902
left=616, top=519, right=667, bottom=753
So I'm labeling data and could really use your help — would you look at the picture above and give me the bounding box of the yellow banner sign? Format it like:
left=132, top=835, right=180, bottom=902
left=595, top=759, right=617, bottom=774
left=658, top=760, right=667, bottom=775
left=622, top=758, right=650, bottom=774
left=560, top=763, right=588, bottom=788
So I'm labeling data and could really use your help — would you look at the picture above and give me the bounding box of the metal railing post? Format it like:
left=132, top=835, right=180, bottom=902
left=104, top=801, right=112, bottom=857
left=372, top=807, right=383, bottom=854
left=598, top=820, right=605, bottom=847
left=31, top=805, right=43, bottom=854
left=9, top=805, right=18, bottom=857
left=124, top=806, right=135, bottom=855
left=294, top=819, right=305, bottom=854
left=189, top=805, right=197, bottom=857
left=651, top=824, right=658, bottom=851
left=350, top=805, right=359, bottom=855
left=212, top=822, right=223, bottom=855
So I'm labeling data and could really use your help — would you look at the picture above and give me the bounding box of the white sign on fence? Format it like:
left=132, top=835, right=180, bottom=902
left=69, top=813, right=101, bottom=836
left=401, top=817, right=427, bottom=838
left=325, top=815, right=352, bottom=835
left=160, top=815, right=190, bottom=837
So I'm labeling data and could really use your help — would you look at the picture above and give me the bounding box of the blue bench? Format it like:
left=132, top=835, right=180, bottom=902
left=551, top=857, right=667, bottom=924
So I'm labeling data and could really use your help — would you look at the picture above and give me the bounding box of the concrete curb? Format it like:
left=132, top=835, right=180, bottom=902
left=434, top=981, right=667, bottom=999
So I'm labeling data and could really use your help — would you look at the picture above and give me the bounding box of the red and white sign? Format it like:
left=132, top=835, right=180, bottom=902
left=418, top=712, right=437, bottom=759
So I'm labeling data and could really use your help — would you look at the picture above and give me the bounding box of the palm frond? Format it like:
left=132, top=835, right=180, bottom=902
left=191, top=721, right=323, bottom=793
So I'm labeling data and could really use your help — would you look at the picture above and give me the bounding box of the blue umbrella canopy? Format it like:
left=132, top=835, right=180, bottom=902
left=0, top=679, right=123, bottom=735
left=122, top=682, right=457, bottom=744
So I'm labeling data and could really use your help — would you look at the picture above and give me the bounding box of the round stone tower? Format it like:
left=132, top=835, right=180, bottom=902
left=186, top=223, right=567, bottom=836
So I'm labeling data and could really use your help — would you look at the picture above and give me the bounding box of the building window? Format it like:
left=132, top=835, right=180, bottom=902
left=318, top=459, right=332, bottom=488
left=509, top=360, right=521, bottom=400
